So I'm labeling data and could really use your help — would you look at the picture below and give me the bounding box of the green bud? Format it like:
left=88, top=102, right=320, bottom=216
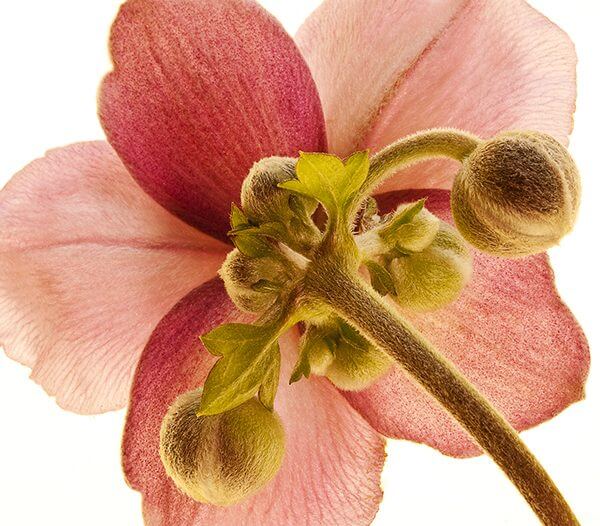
left=324, top=323, right=392, bottom=391
left=389, top=224, right=472, bottom=311
left=452, top=131, right=580, bottom=257
left=241, top=156, right=317, bottom=225
left=380, top=199, right=440, bottom=253
left=159, top=389, right=285, bottom=506
left=219, top=249, right=289, bottom=313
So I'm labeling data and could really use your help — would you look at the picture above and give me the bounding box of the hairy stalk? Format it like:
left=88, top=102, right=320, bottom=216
left=356, top=128, right=481, bottom=207
left=305, top=260, right=579, bottom=526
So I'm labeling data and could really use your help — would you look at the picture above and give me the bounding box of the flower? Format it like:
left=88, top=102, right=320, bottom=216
left=0, top=0, right=589, bottom=524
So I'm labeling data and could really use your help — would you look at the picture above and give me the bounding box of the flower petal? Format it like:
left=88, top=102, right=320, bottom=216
left=0, top=142, right=227, bottom=413
left=343, top=189, right=589, bottom=457
left=297, top=0, right=575, bottom=191
left=100, top=0, right=326, bottom=242
left=124, top=278, right=385, bottom=525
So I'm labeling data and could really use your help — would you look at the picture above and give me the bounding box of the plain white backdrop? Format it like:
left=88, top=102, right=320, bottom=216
left=0, top=1, right=598, bottom=525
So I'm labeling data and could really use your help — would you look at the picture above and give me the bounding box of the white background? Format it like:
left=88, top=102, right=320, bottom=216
left=0, top=1, right=598, bottom=525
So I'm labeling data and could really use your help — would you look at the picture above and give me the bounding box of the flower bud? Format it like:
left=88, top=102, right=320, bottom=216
left=241, top=156, right=317, bottom=224
left=389, top=224, right=472, bottom=311
left=219, top=249, right=289, bottom=313
left=380, top=200, right=440, bottom=253
left=324, top=323, right=392, bottom=391
left=160, top=389, right=285, bottom=506
left=452, top=131, right=580, bottom=257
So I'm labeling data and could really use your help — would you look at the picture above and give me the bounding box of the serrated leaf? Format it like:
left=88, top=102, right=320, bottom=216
left=258, top=349, right=280, bottom=410
left=364, top=260, right=396, bottom=296
left=198, top=323, right=280, bottom=415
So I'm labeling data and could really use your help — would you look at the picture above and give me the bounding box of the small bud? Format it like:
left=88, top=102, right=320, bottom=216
left=324, top=323, right=392, bottom=391
left=380, top=200, right=440, bottom=253
left=241, top=156, right=317, bottom=224
left=219, top=249, right=290, bottom=313
left=452, top=131, right=580, bottom=257
left=160, top=389, right=285, bottom=506
left=389, top=224, right=472, bottom=311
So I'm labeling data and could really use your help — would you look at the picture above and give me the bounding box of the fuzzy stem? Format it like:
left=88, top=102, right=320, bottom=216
left=359, top=128, right=481, bottom=200
left=306, top=260, right=579, bottom=526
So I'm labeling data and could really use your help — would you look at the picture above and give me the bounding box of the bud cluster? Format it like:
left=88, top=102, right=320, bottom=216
left=359, top=200, right=472, bottom=311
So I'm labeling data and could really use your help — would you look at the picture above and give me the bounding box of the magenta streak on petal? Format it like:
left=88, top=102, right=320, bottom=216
left=99, top=0, right=327, bottom=243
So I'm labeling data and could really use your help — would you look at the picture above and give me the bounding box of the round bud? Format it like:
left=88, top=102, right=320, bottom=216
left=324, top=326, right=392, bottom=391
left=389, top=224, right=472, bottom=311
left=219, top=249, right=289, bottom=313
left=241, top=156, right=317, bottom=224
left=452, top=131, right=580, bottom=257
left=159, top=389, right=285, bottom=506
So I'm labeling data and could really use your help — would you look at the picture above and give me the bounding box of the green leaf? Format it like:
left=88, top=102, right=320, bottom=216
left=232, top=232, right=273, bottom=258
left=342, top=151, right=369, bottom=206
left=278, top=151, right=370, bottom=216
left=289, top=345, right=311, bottom=384
left=258, top=349, right=280, bottom=410
left=230, top=204, right=249, bottom=229
left=364, top=260, right=396, bottom=296
left=381, top=199, right=426, bottom=235
left=198, top=324, right=280, bottom=415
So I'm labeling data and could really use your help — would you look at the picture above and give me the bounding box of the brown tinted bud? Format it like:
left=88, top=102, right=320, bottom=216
left=219, top=249, right=289, bottom=313
left=452, top=131, right=580, bottom=257
left=241, top=156, right=317, bottom=224
left=159, top=390, right=285, bottom=506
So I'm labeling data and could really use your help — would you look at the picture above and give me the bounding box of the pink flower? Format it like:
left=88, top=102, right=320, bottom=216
left=0, top=0, right=588, bottom=524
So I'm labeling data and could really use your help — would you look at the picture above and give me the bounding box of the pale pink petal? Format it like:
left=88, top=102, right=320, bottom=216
left=0, top=142, right=228, bottom=413
left=343, top=189, right=589, bottom=457
left=124, top=279, right=385, bottom=526
left=297, top=0, right=576, bottom=192
left=100, top=0, right=326, bottom=242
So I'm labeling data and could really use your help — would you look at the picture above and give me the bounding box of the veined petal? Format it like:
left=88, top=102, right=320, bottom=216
left=124, top=279, right=385, bottom=525
left=343, top=190, right=589, bottom=457
left=100, top=0, right=326, bottom=242
left=0, top=142, right=227, bottom=413
left=297, top=0, right=575, bottom=192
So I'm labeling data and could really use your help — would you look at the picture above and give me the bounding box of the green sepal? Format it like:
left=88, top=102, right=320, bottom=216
left=364, top=260, right=396, bottom=296
left=231, top=232, right=274, bottom=258
left=278, top=151, right=369, bottom=217
left=258, top=350, right=281, bottom=410
left=230, top=204, right=249, bottom=229
left=289, top=327, right=335, bottom=384
left=198, top=323, right=281, bottom=415
left=379, top=199, right=426, bottom=239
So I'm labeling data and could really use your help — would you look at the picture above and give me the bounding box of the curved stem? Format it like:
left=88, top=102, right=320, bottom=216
left=359, top=128, right=481, bottom=202
left=306, top=261, right=579, bottom=526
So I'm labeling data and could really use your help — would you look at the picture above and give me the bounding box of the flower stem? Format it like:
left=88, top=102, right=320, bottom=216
left=358, top=128, right=481, bottom=201
left=306, top=260, right=579, bottom=526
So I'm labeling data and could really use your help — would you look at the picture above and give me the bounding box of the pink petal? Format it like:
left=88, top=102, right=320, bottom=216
left=343, top=189, right=589, bottom=457
left=297, top=0, right=575, bottom=192
left=124, top=278, right=385, bottom=525
left=0, top=142, right=227, bottom=413
left=99, top=0, right=326, bottom=242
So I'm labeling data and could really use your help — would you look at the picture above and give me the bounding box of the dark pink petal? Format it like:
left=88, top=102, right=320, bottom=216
left=0, top=142, right=227, bottom=413
left=297, top=0, right=575, bottom=192
left=343, top=190, right=589, bottom=457
left=124, top=279, right=385, bottom=525
left=100, top=0, right=326, bottom=242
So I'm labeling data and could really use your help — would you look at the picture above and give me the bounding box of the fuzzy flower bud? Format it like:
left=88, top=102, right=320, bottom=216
left=219, top=249, right=290, bottom=313
left=451, top=131, right=580, bottom=257
left=389, top=224, right=472, bottom=311
left=324, top=323, right=392, bottom=391
left=159, top=389, right=285, bottom=506
left=241, top=156, right=317, bottom=225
